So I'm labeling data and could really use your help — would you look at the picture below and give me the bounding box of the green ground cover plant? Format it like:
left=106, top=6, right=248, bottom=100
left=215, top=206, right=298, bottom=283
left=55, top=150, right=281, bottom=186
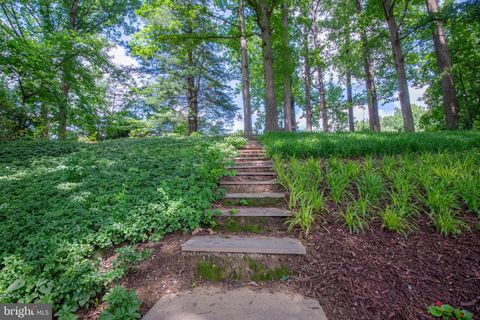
left=260, top=131, right=480, bottom=158
left=266, top=132, right=480, bottom=236
left=99, top=286, right=141, bottom=320
left=0, top=136, right=243, bottom=318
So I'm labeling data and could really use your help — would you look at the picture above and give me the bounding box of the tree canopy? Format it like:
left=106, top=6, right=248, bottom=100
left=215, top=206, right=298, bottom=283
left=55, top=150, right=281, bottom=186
left=1, top=0, right=479, bottom=139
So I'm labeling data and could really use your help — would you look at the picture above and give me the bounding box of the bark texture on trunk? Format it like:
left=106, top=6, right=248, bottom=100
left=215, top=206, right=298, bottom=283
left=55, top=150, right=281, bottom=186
left=187, top=49, right=198, bottom=134
left=239, top=0, right=253, bottom=136
left=250, top=0, right=278, bottom=131
left=425, top=0, right=459, bottom=129
left=345, top=18, right=354, bottom=132
left=356, top=0, right=380, bottom=132
left=312, top=11, right=328, bottom=132
left=187, top=76, right=198, bottom=134
left=58, top=0, right=78, bottom=139
left=58, top=83, right=69, bottom=139
left=40, top=105, right=49, bottom=139
left=317, top=67, right=329, bottom=131
left=303, top=24, right=313, bottom=132
left=346, top=70, right=355, bottom=132
left=290, top=83, right=296, bottom=131
left=383, top=0, right=415, bottom=132
left=281, top=1, right=293, bottom=131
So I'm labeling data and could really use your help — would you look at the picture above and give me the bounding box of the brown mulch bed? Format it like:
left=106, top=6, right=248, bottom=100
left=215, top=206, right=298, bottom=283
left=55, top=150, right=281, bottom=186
left=292, top=218, right=480, bottom=320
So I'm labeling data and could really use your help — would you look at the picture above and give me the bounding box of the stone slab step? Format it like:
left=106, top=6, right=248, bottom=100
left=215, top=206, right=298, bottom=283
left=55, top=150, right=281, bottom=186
left=238, top=149, right=265, bottom=152
left=234, top=172, right=276, bottom=176
left=220, top=180, right=278, bottom=185
left=227, top=164, right=273, bottom=169
left=182, top=236, right=306, bottom=255
left=234, top=157, right=269, bottom=161
left=233, top=162, right=273, bottom=168
left=237, top=154, right=266, bottom=158
left=218, top=207, right=291, bottom=217
left=142, top=287, right=326, bottom=320
left=240, top=147, right=264, bottom=150
left=224, top=192, right=285, bottom=199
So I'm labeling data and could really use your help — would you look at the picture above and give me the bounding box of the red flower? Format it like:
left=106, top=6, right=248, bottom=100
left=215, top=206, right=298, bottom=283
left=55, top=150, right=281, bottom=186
left=435, top=301, right=443, bottom=307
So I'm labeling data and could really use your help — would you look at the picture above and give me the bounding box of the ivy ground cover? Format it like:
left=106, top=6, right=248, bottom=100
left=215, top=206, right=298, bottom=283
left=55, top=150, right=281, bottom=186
left=0, top=136, right=238, bottom=318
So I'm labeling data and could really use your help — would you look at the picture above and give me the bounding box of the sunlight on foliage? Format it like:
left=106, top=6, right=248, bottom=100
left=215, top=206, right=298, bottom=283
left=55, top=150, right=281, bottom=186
left=0, top=136, right=238, bottom=316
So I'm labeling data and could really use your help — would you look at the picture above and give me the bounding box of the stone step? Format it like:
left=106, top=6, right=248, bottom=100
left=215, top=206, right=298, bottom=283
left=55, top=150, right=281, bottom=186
left=228, top=170, right=275, bottom=174
left=240, top=146, right=264, bottom=150
left=220, top=180, right=278, bottom=185
left=182, top=236, right=306, bottom=255
left=227, top=164, right=273, bottom=169
left=142, top=287, right=326, bottom=320
left=220, top=180, right=281, bottom=192
left=238, top=149, right=265, bottom=152
left=222, top=174, right=277, bottom=182
left=234, top=157, right=269, bottom=161
left=233, top=161, right=273, bottom=166
left=233, top=171, right=276, bottom=176
left=237, top=153, right=266, bottom=158
left=218, top=207, right=291, bottom=217
left=224, top=192, right=285, bottom=199
left=222, top=184, right=281, bottom=193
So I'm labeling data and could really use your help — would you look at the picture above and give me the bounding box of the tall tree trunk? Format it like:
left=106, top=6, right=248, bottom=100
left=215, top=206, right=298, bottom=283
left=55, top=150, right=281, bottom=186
left=317, top=67, right=329, bottom=131
left=58, top=0, right=78, bottom=139
left=346, top=70, right=355, bottom=132
left=356, top=0, right=380, bottom=132
left=187, top=76, right=198, bottom=134
left=40, top=105, right=49, bottom=139
left=281, top=0, right=293, bottom=131
left=303, top=24, right=313, bottom=132
left=291, top=84, right=296, bottom=131
left=312, top=10, right=328, bottom=131
left=383, top=0, right=415, bottom=132
left=425, top=0, right=459, bottom=129
left=187, top=49, right=198, bottom=134
left=345, top=15, right=355, bottom=132
left=239, top=0, right=253, bottom=136
left=250, top=0, right=278, bottom=131
left=58, top=83, right=69, bottom=139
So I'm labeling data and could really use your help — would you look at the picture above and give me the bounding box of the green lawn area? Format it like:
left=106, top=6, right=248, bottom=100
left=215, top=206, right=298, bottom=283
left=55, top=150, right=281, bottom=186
left=0, top=136, right=243, bottom=317
left=261, top=131, right=480, bottom=236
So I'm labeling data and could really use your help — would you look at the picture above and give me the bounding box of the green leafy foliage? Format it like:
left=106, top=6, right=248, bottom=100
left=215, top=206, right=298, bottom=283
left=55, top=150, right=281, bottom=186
left=99, top=286, right=141, bottom=320
left=427, top=301, right=473, bottom=320
left=0, top=136, right=237, bottom=315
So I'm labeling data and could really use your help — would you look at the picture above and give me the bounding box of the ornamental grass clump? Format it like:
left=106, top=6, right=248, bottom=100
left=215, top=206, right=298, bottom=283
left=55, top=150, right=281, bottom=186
left=273, top=157, right=325, bottom=235
left=342, top=196, right=370, bottom=233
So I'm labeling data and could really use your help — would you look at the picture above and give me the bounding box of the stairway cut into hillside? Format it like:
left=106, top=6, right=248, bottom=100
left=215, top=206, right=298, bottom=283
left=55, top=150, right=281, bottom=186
left=182, top=139, right=305, bottom=256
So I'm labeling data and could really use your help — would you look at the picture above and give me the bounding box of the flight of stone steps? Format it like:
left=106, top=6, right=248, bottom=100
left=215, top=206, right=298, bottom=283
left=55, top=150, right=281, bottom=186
left=182, top=139, right=306, bottom=255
